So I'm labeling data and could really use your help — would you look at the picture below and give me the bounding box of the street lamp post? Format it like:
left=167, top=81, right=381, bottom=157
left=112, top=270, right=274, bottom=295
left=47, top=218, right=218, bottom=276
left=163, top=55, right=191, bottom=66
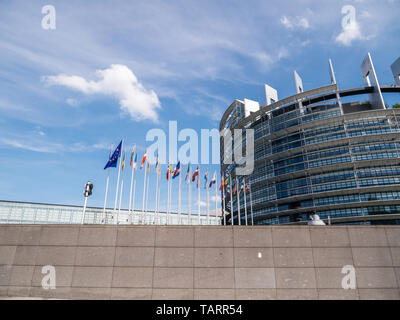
left=81, top=181, right=93, bottom=224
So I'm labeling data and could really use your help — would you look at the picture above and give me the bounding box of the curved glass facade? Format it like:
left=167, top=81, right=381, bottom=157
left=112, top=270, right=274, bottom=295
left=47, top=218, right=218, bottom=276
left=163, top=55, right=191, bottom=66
left=220, top=86, right=400, bottom=225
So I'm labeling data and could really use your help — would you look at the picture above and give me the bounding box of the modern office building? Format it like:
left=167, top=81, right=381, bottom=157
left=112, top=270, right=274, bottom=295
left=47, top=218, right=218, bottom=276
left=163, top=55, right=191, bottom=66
left=220, top=53, right=400, bottom=226
left=0, top=200, right=221, bottom=225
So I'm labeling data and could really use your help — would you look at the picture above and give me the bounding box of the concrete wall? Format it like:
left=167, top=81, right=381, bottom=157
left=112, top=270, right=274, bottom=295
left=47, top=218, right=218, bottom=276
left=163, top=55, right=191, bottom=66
left=0, top=225, right=399, bottom=300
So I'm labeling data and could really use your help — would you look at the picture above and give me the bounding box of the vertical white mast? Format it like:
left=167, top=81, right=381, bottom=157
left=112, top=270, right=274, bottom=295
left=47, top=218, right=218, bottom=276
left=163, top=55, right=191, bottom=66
left=154, top=165, right=159, bottom=224
left=157, top=167, right=161, bottom=224
left=236, top=177, right=241, bottom=226
left=188, top=166, right=191, bottom=225
left=113, top=140, right=123, bottom=221
left=215, top=174, right=218, bottom=225
left=206, top=170, right=209, bottom=225
left=128, top=144, right=136, bottom=219
left=243, top=178, right=248, bottom=226
left=141, top=157, right=147, bottom=224
left=222, top=174, right=226, bottom=226
left=166, top=165, right=170, bottom=225
left=178, top=163, right=182, bottom=225
left=102, top=144, right=112, bottom=224
left=117, top=148, right=126, bottom=225
left=229, top=175, right=233, bottom=225
left=145, top=163, right=150, bottom=224
left=197, top=167, right=201, bottom=225
left=131, top=164, right=137, bottom=224
left=249, top=183, right=254, bottom=226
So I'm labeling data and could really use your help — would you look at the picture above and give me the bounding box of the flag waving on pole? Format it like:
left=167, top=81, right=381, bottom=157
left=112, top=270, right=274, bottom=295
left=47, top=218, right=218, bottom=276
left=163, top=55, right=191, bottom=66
left=132, top=153, right=138, bottom=169
left=225, top=175, right=230, bottom=187
left=185, top=163, right=191, bottom=182
left=121, top=150, right=126, bottom=171
left=204, top=170, right=208, bottom=189
left=192, top=166, right=199, bottom=182
left=209, top=171, right=216, bottom=188
left=130, top=145, right=136, bottom=167
left=140, top=150, right=147, bottom=169
left=166, top=164, right=172, bottom=180
left=172, top=161, right=181, bottom=179
left=245, top=182, right=251, bottom=192
left=219, top=175, right=224, bottom=191
left=104, top=140, right=122, bottom=169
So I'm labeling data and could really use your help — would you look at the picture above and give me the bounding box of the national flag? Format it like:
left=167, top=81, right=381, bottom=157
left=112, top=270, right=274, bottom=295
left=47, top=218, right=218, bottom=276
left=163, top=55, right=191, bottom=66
left=121, top=151, right=126, bottom=171
left=192, top=166, right=199, bottom=182
left=147, top=162, right=150, bottom=174
left=104, top=140, right=122, bottom=170
left=172, top=161, right=181, bottom=179
left=166, top=164, right=172, bottom=180
left=185, top=163, right=191, bottom=182
left=196, top=167, right=200, bottom=188
left=225, top=175, right=230, bottom=186
left=155, top=153, right=159, bottom=170
left=209, top=171, right=216, bottom=188
left=219, top=176, right=224, bottom=191
left=130, top=145, right=136, bottom=167
left=204, top=170, right=208, bottom=189
left=132, top=153, right=138, bottom=169
left=245, top=182, right=251, bottom=192
left=157, top=164, right=161, bottom=177
left=233, top=183, right=237, bottom=196
left=140, top=150, right=147, bottom=169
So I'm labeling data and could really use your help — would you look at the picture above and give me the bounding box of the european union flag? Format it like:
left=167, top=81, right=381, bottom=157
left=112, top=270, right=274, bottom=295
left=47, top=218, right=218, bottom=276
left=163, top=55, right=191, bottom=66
left=104, top=140, right=122, bottom=170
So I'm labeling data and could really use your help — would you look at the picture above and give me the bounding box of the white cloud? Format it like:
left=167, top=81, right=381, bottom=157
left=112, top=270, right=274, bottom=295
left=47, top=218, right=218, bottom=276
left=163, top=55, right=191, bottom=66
left=66, top=98, right=79, bottom=107
left=0, top=137, right=57, bottom=153
left=0, top=134, right=110, bottom=154
left=280, top=16, right=293, bottom=29
left=335, top=19, right=363, bottom=46
left=298, top=18, right=310, bottom=29
left=280, top=16, right=310, bottom=29
left=44, top=64, right=161, bottom=122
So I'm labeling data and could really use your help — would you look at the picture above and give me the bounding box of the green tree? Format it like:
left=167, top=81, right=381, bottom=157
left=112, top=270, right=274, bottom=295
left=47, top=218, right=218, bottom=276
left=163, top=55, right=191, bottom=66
left=393, top=103, right=400, bottom=109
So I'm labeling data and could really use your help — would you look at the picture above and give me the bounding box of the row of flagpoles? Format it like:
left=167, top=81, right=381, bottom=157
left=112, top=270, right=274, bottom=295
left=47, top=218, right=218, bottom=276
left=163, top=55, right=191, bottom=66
left=101, top=140, right=254, bottom=225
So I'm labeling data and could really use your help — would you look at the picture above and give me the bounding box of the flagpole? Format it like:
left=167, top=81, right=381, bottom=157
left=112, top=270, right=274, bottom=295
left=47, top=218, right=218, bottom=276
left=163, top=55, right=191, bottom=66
left=243, top=179, right=248, bottom=226
left=117, top=148, right=126, bottom=225
left=154, top=166, right=158, bottom=224
left=169, top=172, right=173, bottom=224
left=222, top=175, right=226, bottom=226
left=131, top=166, right=137, bottom=224
left=215, top=175, right=218, bottom=225
left=229, top=174, right=233, bottom=225
left=166, top=166, right=170, bottom=225
left=249, top=183, right=254, bottom=226
left=236, top=177, right=241, bottom=226
left=113, top=140, right=123, bottom=222
left=141, top=160, right=147, bottom=224
left=206, top=180, right=210, bottom=225
left=178, top=165, right=182, bottom=225
left=157, top=167, right=161, bottom=224
left=188, top=167, right=191, bottom=225
left=102, top=144, right=112, bottom=224
left=155, top=165, right=160, bottom=224
left=197, top=168, right=201, bottom=225
left=145, top=163, right=150, bottom=223
left=128, top=145, right=135, bottom=219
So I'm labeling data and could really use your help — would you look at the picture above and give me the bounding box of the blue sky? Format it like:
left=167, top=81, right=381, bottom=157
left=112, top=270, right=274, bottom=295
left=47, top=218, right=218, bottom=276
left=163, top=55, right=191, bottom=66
left=0, top=0, right=399, bottom=213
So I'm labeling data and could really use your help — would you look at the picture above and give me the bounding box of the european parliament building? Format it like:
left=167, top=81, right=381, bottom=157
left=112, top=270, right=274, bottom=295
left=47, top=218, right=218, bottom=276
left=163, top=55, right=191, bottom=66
left=220, top=53, right=400, bottom=226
